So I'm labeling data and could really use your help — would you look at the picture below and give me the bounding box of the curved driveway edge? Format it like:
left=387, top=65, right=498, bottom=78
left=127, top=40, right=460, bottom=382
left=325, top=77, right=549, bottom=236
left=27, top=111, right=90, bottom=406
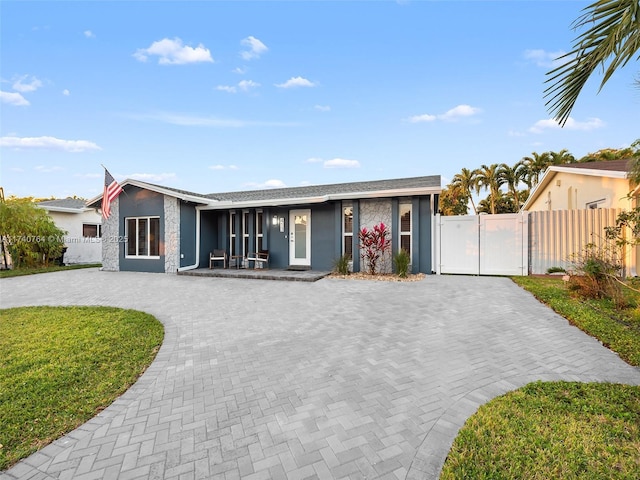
left=2, top=270, right=639, bottom=480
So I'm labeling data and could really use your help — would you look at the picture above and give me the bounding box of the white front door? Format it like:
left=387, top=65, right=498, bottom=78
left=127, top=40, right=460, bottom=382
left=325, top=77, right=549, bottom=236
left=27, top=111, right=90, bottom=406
left=289, top=209, right=311, bottom=266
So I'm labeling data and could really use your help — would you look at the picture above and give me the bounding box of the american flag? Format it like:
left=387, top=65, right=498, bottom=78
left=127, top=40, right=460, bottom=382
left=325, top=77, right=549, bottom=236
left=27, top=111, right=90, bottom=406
left=102, top=168, right=123, bottom=219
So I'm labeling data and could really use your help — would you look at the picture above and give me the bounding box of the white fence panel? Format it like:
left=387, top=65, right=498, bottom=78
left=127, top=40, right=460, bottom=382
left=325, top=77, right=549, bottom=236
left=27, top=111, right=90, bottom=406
left=479, top=213, right=528, bottom=276
left=436, top=215, right=480, bottom=275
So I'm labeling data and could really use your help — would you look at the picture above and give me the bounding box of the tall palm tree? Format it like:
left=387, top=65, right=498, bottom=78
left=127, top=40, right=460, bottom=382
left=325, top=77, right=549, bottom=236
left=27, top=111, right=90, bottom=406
left=549, top=149, right=576, bottom=165
left=475, top=164, right=504, bottom=215
left=498, top=162, right=526, bottom=211
left=545, top=0, right=640, bottom=125
left=451, top=167, right=479, bottom=214
left=522, top=151, right=552, bottom=188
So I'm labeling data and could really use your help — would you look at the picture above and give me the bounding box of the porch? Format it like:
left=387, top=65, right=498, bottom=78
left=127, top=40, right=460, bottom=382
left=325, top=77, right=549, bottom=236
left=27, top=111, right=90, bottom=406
left=178, top=267, right=332, bottom=282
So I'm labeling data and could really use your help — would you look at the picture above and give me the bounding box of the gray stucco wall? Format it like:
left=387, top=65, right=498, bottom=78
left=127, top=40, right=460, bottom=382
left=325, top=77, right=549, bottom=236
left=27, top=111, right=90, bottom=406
left=101, top=197, right=120, bottom=271
left=164, top=196, right=180, bottom=273
left=359, top=199, right=393, bottom=273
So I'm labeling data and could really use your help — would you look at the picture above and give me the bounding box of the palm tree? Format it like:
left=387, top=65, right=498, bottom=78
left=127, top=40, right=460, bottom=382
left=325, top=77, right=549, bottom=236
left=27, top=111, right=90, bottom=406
left=545, top=0, right=640, bottom=125
left=522, top=152, right=552, bottom=188
left=475, top=164, right=504, bottom=215
left=451, top=168, right=480, bottom=214
left=549, top=149, right=576, bottom=165
left=498, top=162, right=526, bottom=211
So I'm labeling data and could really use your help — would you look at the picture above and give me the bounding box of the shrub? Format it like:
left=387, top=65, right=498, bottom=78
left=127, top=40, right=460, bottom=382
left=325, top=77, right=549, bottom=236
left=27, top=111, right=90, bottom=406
left=568, top=242, right=625, bottom=307
left=393, top=249, right=410, bottom=278
left=546, top=266, right=566, bottom=274
left=333, top=253, right=350, bottom=275
left=358, top=222, right=391, bottom=275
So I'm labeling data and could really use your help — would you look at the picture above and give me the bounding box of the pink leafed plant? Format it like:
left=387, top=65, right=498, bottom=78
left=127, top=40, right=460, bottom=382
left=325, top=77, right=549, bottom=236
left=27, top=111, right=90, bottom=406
left=358, top=222, right=391, bottom=275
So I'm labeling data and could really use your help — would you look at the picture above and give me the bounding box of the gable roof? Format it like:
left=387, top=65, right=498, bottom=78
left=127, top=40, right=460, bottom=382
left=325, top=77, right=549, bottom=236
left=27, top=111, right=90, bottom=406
left=522, top=159, right=632, bottom=211
left=87, top=175, right=442, bottom=210
left=38, top=198, right=90, bottom=213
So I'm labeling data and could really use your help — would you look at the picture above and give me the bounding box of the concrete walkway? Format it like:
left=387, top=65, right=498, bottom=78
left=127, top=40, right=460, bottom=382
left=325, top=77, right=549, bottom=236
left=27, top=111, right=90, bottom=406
left=1, top=269, right=639, bottom=480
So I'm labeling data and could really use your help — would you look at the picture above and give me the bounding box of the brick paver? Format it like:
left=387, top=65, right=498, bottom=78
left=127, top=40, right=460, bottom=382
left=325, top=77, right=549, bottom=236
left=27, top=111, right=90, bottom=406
left=1, top=269, right=639, bottom=479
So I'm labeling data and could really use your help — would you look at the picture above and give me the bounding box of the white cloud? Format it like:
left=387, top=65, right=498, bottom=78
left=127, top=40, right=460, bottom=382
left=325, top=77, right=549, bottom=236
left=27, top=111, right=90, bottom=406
left=233, top=66, right=247, bottom=74
left=0, top=91, right=29, bottom=106
left=239, top=80, right=260, bottom=91
left=133, top=37, right=214, bottom=65
left=240, top=36, right=268, bottom=61
left=35, top=165, right=63, bottom=173
left=440, top=104, right=481, bottom=121
left=209, top=164, right=238, bottom=170
left=408, top=104, right=481, bottom=123
left=529, top=117, right=605, bottom=133
left=245, top=179, right=287, bottom=189
left=62, top=89, right=70, bottom=96
left=84, top=30, right=95, bottom=38
left=408, top=113, right=436, bottom=123
left=523, top=49, right=567, bottom=68
left=127, top=172, right=176, bottom=182
left=12, top=75, right=43, bottom=93
left=275, top=76, right=316, bottom=88
left=217, top=85, right=237, bottom=93
left=324, top=158, right=360, bottom=169
left=0, top=136, right=101, bottom=152
left=305, top=157, right=324, bottom=163
left=314, top=105, right=331, bottom=112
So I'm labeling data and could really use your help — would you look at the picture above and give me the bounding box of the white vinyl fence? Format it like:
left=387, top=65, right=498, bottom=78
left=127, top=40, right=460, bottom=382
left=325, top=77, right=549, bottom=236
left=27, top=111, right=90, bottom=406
left=435, top=213, right=528, bottom=276
left=435, top=208, right=636, bottom=276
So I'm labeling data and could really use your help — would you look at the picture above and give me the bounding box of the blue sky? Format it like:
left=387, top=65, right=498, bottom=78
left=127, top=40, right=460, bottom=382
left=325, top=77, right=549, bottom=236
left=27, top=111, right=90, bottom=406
left=1, top=0, right=638, bottom=200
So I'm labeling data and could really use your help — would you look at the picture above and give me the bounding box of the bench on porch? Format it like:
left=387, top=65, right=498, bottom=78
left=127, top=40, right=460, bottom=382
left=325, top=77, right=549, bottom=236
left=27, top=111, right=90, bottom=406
left=246, top=250, right=269, bottom=269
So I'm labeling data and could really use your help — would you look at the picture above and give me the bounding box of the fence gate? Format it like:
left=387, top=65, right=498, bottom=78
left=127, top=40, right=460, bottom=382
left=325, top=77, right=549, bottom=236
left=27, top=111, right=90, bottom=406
left=435, top=213, right=528, bottom=276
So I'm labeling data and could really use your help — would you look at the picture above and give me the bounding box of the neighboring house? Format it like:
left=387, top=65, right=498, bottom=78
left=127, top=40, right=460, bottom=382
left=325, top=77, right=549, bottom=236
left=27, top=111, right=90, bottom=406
left=522, top=159, right=637, bottom=212
left=87, top=176, right=441, bottom=274
left=522, top=159, right=639, bottom=276
left=38, top=198, right=102, bottom=265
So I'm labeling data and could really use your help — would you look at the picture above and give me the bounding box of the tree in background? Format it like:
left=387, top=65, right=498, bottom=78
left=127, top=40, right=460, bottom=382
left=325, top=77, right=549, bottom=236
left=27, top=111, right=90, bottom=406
left=475, top=164, right=504, bottom=215
left=521, top=151, right=552, bottom=188
left=439, top=184, right=470, bottom=216
left=498, top=161, right=528, bottom=211
left=545, top=0, right=640, bottom=126
left=450, top=168, right=479, bottom=214
left=0, top=197, right=67, bottom=269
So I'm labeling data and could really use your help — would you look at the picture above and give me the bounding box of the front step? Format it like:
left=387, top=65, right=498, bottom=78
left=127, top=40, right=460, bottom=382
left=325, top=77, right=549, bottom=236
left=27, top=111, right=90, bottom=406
left=287, top=265, right=311, bottom=271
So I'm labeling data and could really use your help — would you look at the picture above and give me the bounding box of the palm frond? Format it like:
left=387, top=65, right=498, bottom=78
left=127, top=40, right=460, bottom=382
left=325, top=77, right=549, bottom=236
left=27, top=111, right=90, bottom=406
left=545, top=0, right=640, bottom=126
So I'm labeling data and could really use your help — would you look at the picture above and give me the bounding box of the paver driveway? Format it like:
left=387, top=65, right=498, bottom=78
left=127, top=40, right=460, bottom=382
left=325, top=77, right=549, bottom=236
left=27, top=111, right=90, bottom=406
left=1, top=269, right=639, bottom=480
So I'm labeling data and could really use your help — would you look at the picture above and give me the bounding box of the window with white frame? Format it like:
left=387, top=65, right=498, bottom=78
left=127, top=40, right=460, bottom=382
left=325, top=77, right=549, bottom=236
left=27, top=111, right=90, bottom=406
left=256, top=210, right=264, bottom=251
left=83, top=223, right=101, bottom=238
left=399, top=203, right=412, bottom=259
left=126, top=217, right=160, bottom=258
left=343, top=205, right=353, bottom=260
left=229, top=211, right=237, bottom=256
left=587, top=198, right=607, bottom=209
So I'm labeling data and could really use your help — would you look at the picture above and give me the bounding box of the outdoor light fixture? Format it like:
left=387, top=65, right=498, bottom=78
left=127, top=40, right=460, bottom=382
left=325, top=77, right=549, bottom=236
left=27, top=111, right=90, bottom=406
left=272, top=215, right=278, bottom=226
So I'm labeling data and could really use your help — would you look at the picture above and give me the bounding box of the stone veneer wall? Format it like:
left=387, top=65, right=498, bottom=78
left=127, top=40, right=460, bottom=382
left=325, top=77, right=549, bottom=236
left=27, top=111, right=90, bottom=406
left=164, top=196, right=180, bottom=273
left=101, top=197, right=120, bottom=271
left=359, top=199, right=392, bottom=273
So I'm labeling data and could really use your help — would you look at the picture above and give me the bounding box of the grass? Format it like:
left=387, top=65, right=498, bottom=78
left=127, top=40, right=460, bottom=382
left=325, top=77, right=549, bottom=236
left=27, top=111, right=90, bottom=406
left=441, top=381, right=640, bottom=480
left=0, top=306, right=163, bottom=470
left=441, top=276, right=640, bottom=479
left=0, top=263, right=101, bottom=278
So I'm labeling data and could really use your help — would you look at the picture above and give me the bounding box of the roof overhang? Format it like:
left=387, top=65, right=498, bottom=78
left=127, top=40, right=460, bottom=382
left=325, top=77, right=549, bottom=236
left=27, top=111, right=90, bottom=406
left=85, top=178, right=212, bottom=208
left=38, top=205, right=88, bottom=214
left=200, top=186, right=441, bottom=210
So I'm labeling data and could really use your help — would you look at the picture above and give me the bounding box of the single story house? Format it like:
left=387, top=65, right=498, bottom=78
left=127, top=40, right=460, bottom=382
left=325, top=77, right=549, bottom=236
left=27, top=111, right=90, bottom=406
left=87, top=175, right=441, bottom=274
left=522, top=159, right=637, bottom=212
left=38, top=198, right=103, bottom=264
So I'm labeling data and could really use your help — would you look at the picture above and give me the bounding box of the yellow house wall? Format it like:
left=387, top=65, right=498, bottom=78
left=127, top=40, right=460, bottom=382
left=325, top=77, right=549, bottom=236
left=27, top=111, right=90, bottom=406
left=527, top=172, right=632, bottom=211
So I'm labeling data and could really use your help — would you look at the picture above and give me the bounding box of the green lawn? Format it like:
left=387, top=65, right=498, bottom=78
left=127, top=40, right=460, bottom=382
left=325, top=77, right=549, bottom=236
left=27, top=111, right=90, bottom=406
left=441, top=276, right=640, bottom=479
left=0, top=264, right=101, bottom=278
left=0, top=306, right=163, bottom=470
